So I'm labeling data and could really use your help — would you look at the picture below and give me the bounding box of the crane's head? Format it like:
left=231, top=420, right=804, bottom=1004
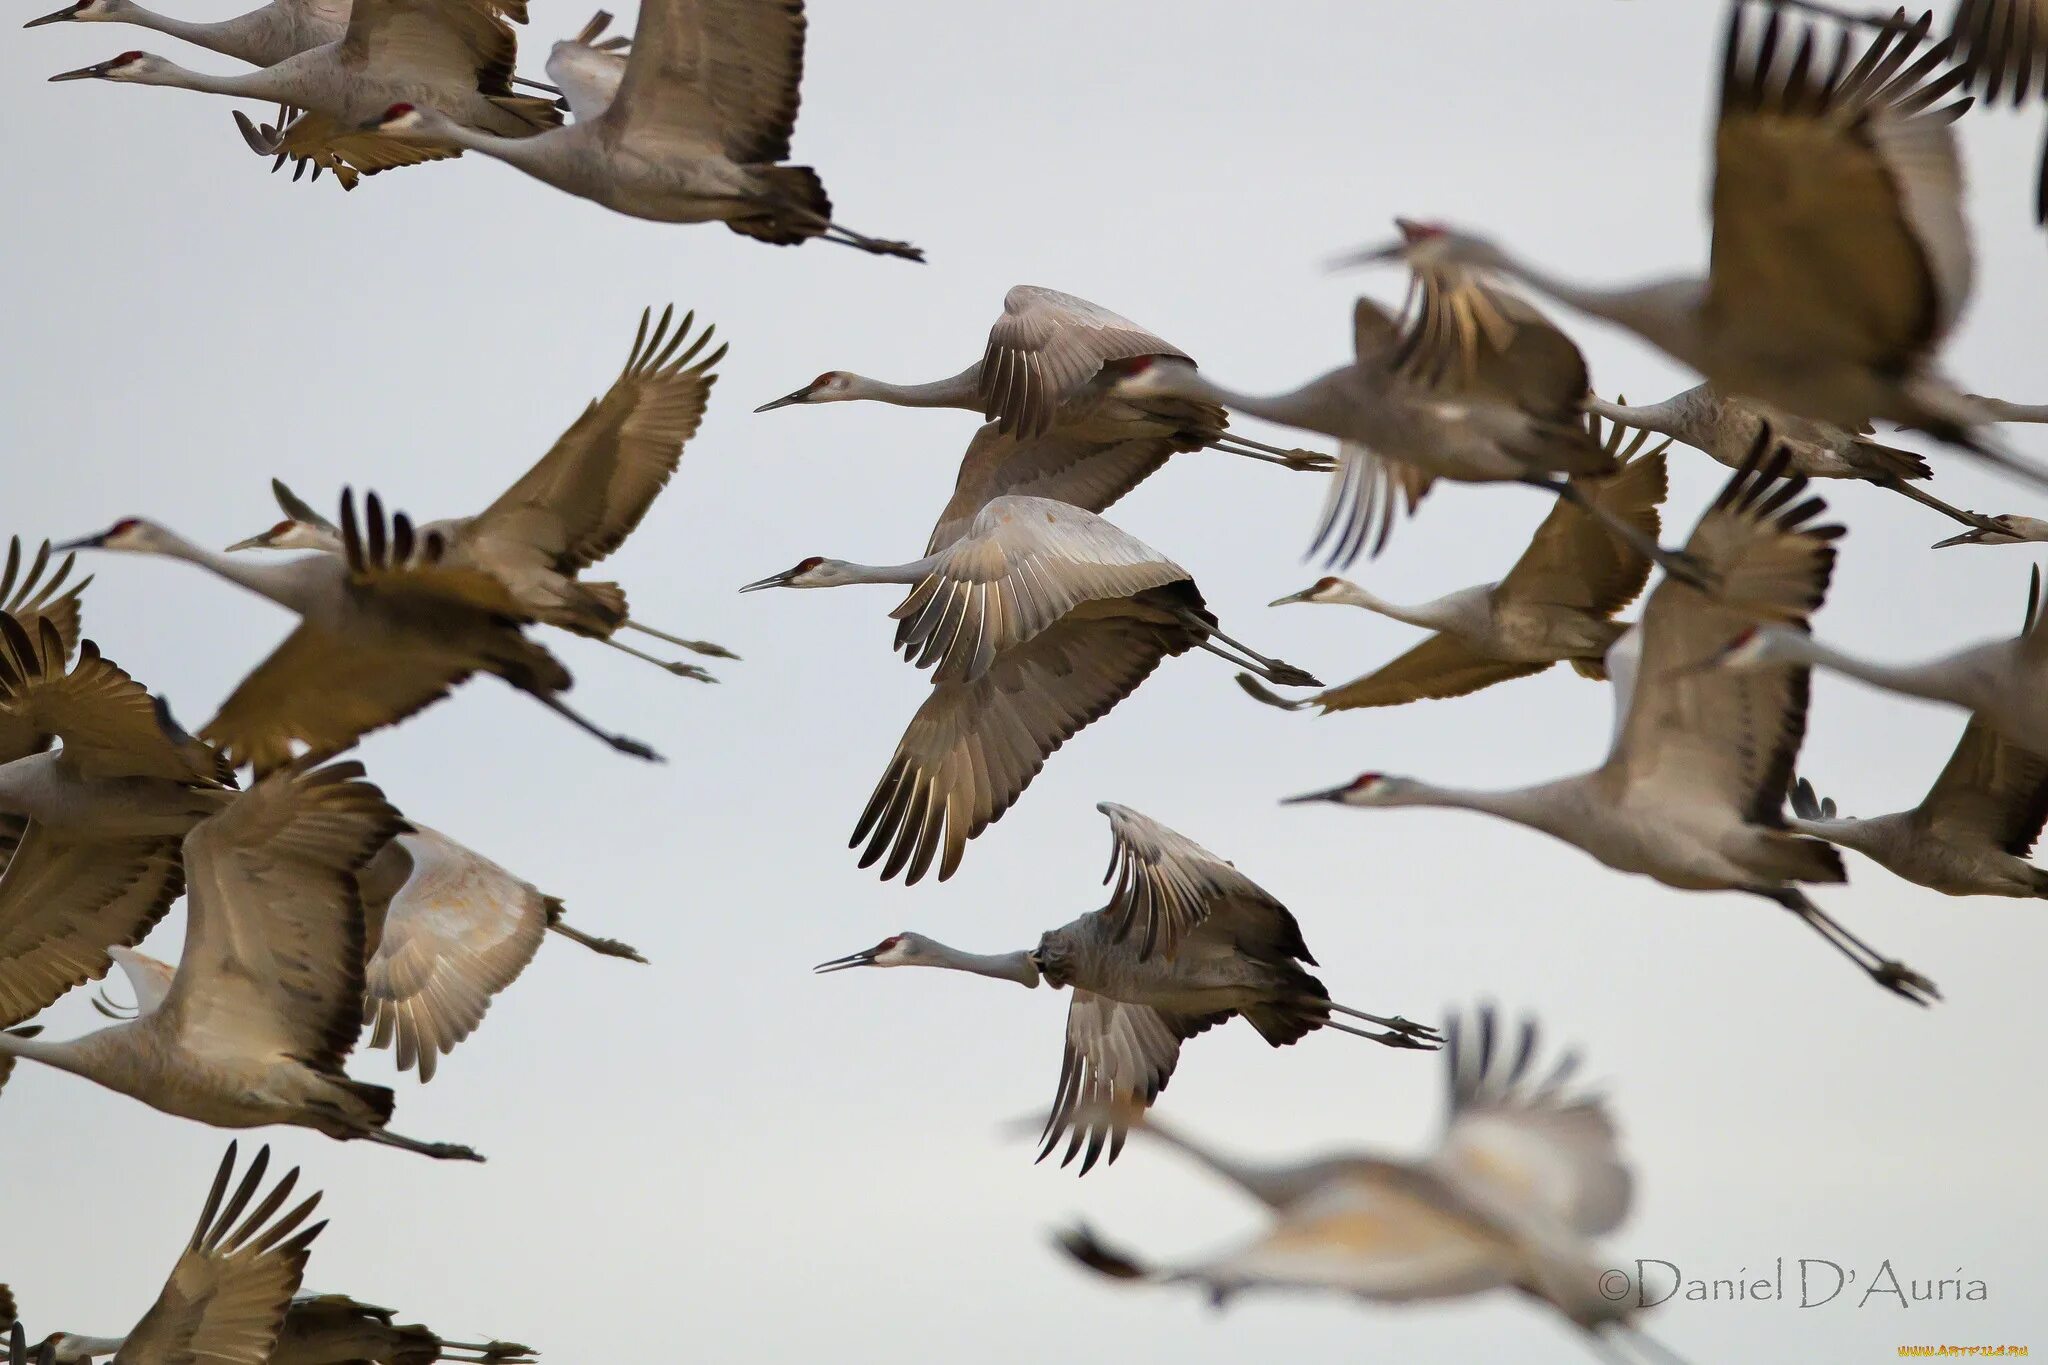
left=813, top=932, right=929, bottom=972
left=754, top=371, right=859, bottom=412
left=48, top=49, right=163, bottom=81
left=738, top=555, right=855, bottom=591
left=57, top=517, right=172, bottom=555
left=34, top=1333, right=118, bottom=1364
left=1933, top=513, right=2048, bottom=548
left=24, top=0, right=125, bottom=28
left=1108, top=354, right=1197, bottom=401
left=1329, top=218, right=1507, bottom=276
left=225, top=518, right=338, bottom=553
left=1282, top=772, right=1414, bottom=807
left=371, top=102, right=444, bottom=137
left=1269, top=576, right=1354, bottom=608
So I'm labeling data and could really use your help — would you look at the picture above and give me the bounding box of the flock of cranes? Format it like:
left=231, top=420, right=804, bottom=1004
left=11, top=0, right=2048, bottom=1358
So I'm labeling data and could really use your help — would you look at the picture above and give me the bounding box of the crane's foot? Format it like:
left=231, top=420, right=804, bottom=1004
left=665, top=661, right=717, bottom=682
left=1871, top=960, right=1939, bottom=1007
left=1260, top=659, right=1323, bottom=688
left=1384, top=1014, right=1443, bottom=1043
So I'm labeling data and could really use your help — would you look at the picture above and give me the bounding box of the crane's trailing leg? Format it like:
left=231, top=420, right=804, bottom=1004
left=601, top=635, right=716, bottom=681
left=1319, top=1000, right=1442, bottom=1044
left=622, top=618, right=739, bottom=658
left=546, top=919, right=648, bottom=963
left=1764, top=889, right=1939, bottom=1005
left=359, top=1126, right=485, bottom=1161
left=1179, top=611, right=1321, bottom=687
left=1202, top=434, right=1337, bottom=472
left=1765, top=0, right=1916, bottom=28
left=508, top=683, right=665, bottom=762
left=1532, top=477, right=1717, bottom=594
left=1235, top=672, right=1315, bottom=710
left=801, top=214, right=925, bottom=262
left=1879, top=478, right=2004, bottom=535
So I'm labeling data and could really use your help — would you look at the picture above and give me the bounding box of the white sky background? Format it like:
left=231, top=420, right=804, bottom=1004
left=5, top=0, right=2048, bottom=1358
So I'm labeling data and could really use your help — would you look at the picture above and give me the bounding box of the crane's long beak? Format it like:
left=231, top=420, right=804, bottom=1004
left=1281, top=784, right=1351, bottom=805
left=224, top=533, right=274, bottom=552
left=1930, top=528, right=1988, bottom=548
left=1325, top=238, right=1407, bottom=272
left=753, top=382, right=819, bottom=413
left=24, top=3, right=82, bottom=26
left=1268, top=586, right=1322, bottom=607
left=54, top=532, right=108, bottom=551
left=738, top=567, right=800, bottom=592
left=813, top=947, right=879, bottom=973
left=48, top=59, right=113, bottom=79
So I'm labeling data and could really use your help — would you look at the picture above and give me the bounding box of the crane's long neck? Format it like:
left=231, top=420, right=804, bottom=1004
left=828, top=557, right=938, bottom=587
left=1977, top=397, right=2048, bottom=424
left=1767, top=633, right=1987, bottom=712
left=1362, top=779, right=1586, bottom=843
left=1142, top=364, right=1341, bottom=435
left=913, top=941, right=1040, bottom=987
left=1136, top=1114, right=1330, bottom=1210
left=108, top=5, right=257, bottom=56
left=0, top=1028, right=95, bottom=1081
left=1487, top=251, right=1703, bottom=358
left=417, top=118, right=561, bottom=172
left=1320, top=582, right=1474, bottom=631
left=132, top=58, right=287, bottom=100
left=1581, top=393, right=1689, bottom=442
left=132, top=530, right=319, bottom=611
left=49, top=1334, right=126, bottom=1363
left=841, top=365, right=983, bottom=411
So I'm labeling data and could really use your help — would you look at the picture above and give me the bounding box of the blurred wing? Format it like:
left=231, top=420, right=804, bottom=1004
left=852, top=608, right=1196, bottom=885
left=1395, top=266, right=1588, bottom=421
left=603, top=0, right=800, bottom=157
left=1607, top=455, right=1840, bottom=823
left=1498, top=427, right=1668, bottom=614
left=1038, top=991, right=1220, bottom=1175
left=0, top=825, right=182, bottom=1028
left=1309, top=440, right=1435, bottom=569
left=1094, top=802, right=1298, bottom=961
left=114, top=1145, right=325, bottom=1365
left=1918, top=719, right=2048, bottom=856
left=1952, top=0, right=2048, bottom=104
left=273, top=109, right=461, bottom=181
left=1709, top=6, right=1973, bottom=382
left=1308, top=634, right=1547, bottom=712
left=361, top=827, right=549, bottom=1082
left=161, top=764, right=404, bottom=1073
left=1434, top=1009, right=1632, bottom=1237
left=918, top=424, right=1183, bottom=556
left=979, top=286, right=1189, bottom=438
left=0, top=622, right=225, bottom=784
left=340, top=0, right=521, bottom=89
left=890, top=498, right=1187, bottom=683
left=471, top=306, right=722, bottom=575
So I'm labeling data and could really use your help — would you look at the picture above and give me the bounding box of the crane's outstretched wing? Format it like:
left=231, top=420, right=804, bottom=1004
left=360, top=828, right=549, bottom=1082
left=1094, top=802, right=1304, bottom=961
left=1606, top=449, right=1841, bottom=830
left=601, top=0, right=805, bottom=160
left=0, top=824, right=183, bottom=1029
left=1916, top=718, right=2048, bottom=857
left=1434, top=1008, right=1632, bottom=1238
left=161, top=763, right=404, bottom=1076
left=113, top=1144, right=325, bottom=1365
left=1393, top=263, right=1589, bottom=424
left=1497, top=423, right=1668, bottom=615
left=339, top=0, right=525, bottom=93
left=0, top=618, right=227, bottom=785
left=470, top=306, right=723, bottom=575
left=979, top=286, right=1190, bottom=439
left=891, top=497, right=1189, bottom=683
left=853, top=602, right=1201, bottom=885
left=1303, top=635, right=1547, bottom=714
left=1709, top=5, right=1973, bottom=399
left=1037, top=991, right=1225, bottom=1175
left=545, top=10, right=633, bottom=121
left=918, top=423, right=1188, bottom=557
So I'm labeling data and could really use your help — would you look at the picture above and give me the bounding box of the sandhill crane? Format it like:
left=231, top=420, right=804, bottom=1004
left=46, top=0, right=562, bottom=188
left=1055, top=1010, right=1673, bottom=1363
left=1717, top=567, right=2048, bottom=759
left=753, top=284, right=1329, bottom=471
left=1112, top=264, right=1703, bottom=583
left=741, top=496, right=1320, bottom=883
left=1585, top=386, right=1999, bottom=532
left=227, top=306, right=736, bottom=679
left=1243, top=418, right=1667, bottom=714
left=0, top=537, right=94, bottom=856
left=0, top=761, right=482, bottom=1161
left=1288, top=451, right=1939, bottom=1004
left=1932, top=513, right=2048, bottom=546
left=1787, top=726, right=2048, bottom=896
left=1352, top=6, right=2048, bottom=488
left=1974, top=396, right=2048, bottom=422
left=0, top=615, right=233, bottom=1031
left=28, top=1144, right=326, bottom=1365
left=65, top=490, right=659, bottom=771
left=37, top=1292, right=534, bottom=1365
left=359, top=0, right=921, bottom=256
left=815, top=802, right=1436, bottom=1173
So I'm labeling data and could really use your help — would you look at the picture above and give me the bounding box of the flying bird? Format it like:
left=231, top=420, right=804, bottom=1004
left=1243, top=416, right=1667, bottom=713
left=1352, top=5, right=2048, bottom=487
left=0, top=761, right=482, bottom=1160
left=1287, top=448, right=1939, bottom=1004
left=360, top=0, right=921, bottom=256
left=47, top=0, right=562, bottom=188
left=228, top=305, right=736, bottom=678
left=37, top=1293, right=533, bottom=1365
left=66, top=490, right=660, bottom=772
left=742, top=496, right=1319, bottom=883
left=814, top=802, right=1436, bottom=1173
left=1055, top=1009, right=1670, bottom=1362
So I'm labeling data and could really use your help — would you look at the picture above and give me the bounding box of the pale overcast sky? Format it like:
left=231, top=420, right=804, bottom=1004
left=5, top=1, right=2046, bottom=1360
